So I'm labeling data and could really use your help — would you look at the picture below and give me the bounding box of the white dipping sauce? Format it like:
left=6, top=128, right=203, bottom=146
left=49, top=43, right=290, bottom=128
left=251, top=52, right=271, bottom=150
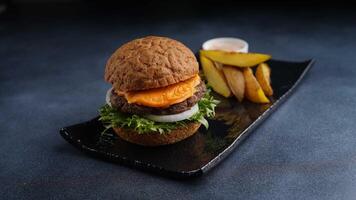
left=202, top=37, right=249, bottom=52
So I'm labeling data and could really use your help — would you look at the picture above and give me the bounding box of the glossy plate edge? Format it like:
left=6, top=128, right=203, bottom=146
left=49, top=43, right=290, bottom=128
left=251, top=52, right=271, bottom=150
left=60, top=120, right=203, bottom=178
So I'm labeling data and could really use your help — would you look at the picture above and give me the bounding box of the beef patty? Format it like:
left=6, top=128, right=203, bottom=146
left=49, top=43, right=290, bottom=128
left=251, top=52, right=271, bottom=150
left=110, top=81, right=206, bottom=115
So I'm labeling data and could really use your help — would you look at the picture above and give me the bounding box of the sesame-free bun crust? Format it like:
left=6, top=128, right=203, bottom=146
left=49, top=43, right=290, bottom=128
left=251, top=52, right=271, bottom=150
left=105, top=36, right=199, bottom=92
left=113, top=122, right=201, bottom=146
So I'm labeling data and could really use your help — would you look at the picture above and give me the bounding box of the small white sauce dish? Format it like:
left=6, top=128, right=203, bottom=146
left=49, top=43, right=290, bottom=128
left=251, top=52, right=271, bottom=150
left=202, top=37, right=249, bottom=53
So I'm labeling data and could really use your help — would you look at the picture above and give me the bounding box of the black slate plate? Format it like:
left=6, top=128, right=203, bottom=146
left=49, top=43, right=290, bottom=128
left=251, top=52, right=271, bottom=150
left=60, top=59, right=314, bottom=179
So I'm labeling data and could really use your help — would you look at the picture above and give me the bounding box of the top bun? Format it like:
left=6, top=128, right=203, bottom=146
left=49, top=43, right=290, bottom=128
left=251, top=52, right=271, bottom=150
left=105, top=36, right=199, bottom=92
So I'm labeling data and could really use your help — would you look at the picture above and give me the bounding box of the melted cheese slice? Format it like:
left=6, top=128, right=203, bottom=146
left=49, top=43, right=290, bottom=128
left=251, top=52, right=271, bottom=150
left=117, top=75, right=201, bottom=108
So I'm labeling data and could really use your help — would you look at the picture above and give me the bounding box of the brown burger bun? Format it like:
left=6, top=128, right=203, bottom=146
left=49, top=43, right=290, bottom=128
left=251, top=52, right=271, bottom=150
left=113, top=122, right=201, bottom=146
left=105, top=36, right=199, bottom=92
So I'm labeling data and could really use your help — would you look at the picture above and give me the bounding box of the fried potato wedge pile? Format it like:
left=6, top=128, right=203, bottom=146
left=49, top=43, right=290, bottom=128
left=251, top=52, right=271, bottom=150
left=200, top=50, right=273, bottom=104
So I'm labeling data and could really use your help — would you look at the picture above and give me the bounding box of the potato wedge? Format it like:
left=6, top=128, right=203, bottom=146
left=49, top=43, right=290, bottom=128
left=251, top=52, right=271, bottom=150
left=243, top=68, right=270, bottom=103
left=222, top=66, right=245, bottom=102
left=200, top=55, right=232, bottom=97
left=200, top=50, right=271, bottom=67
left=256, top=63, right=273, bottom=96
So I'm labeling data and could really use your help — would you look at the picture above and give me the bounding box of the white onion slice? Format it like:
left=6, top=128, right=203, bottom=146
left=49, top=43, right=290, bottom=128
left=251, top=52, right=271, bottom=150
left=145, top=104, right=199, bottom=123
left=105, top=87, right=113, bottom=106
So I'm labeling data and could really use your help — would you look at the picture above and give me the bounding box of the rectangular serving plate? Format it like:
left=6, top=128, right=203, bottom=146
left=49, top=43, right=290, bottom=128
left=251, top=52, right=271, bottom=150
left=60, top=59, right=314, bottom=179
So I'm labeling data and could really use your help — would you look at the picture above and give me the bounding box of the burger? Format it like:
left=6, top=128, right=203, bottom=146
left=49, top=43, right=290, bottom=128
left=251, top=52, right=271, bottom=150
left=99, top=36, right=219, bottom=146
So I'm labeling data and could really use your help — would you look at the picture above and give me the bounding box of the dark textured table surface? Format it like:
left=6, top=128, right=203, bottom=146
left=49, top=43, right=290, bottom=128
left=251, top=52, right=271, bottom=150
left=1, top=5, right=356, bottom=199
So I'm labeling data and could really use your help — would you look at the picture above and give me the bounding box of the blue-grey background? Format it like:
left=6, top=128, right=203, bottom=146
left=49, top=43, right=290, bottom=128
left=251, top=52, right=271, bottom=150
left=1, top=2, right=356, bottom=199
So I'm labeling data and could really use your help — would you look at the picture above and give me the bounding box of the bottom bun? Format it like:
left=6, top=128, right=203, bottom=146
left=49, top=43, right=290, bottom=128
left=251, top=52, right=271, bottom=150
left=113, top=122, right=201, bottom=146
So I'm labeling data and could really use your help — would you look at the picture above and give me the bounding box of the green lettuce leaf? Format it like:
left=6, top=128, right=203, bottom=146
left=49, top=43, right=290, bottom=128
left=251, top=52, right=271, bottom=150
left=99, top=89, right=219, bottom=134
